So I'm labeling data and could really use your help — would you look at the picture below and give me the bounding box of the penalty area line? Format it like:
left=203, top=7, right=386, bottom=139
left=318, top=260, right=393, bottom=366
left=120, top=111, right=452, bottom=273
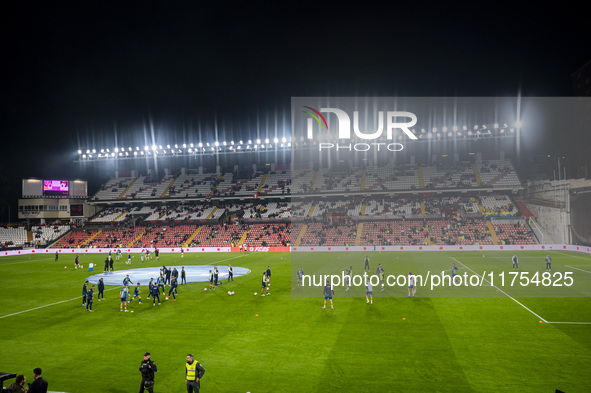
left=451, top=257, right=549, bottom=323
left=0, top=287, right=119, bottom=320
left=564, top=265, right=591, bottom=274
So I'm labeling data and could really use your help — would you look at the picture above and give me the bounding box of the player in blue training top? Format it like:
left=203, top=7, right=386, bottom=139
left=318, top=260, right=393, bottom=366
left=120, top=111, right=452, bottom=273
left=545, top=254, right=551, bottom=272
left=512, top=255, right=519, bottom=270
left=127, top=253, right=132, bottom=265
left=151, top=280, right=161, bottom=306
left=297, top=267, right=304, bottom=287
left=376, top=264, right=385, bottom=291
left=167, top=277, right=178, bottom=301
left=120, top=284, right=130, bottom=312
left=322, top=280, right=334, bottom=310
left=452, top=263, right=459, bottom=283
left=123, top=274, right=132, bottom=287
left=75, top=254, right=80, bottom=269
left=345, top=266, right=352, bottom=291
left=261, top=271, right=268, bottom=296
left=116, top=249, right=121, bottom=261
left=157, top=274, right=165, bottom=294
left=129, top=282, right=143, bottom=305
left=98, top=278, right=105, bottom=301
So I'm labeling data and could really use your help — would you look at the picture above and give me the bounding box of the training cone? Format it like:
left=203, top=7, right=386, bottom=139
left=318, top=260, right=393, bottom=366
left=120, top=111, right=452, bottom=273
left=255, top=314, right=259, bottom=317
left=539, top=320, right=544, bottom=323
left=402, top=318, right=406, bottom=320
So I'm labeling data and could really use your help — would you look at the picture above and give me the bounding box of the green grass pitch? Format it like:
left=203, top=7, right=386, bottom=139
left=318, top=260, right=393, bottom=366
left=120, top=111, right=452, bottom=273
left=0, top=250, right=590, bottom=392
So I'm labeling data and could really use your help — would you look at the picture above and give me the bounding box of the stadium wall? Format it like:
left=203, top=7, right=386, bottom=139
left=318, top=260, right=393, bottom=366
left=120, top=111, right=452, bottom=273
left=524, top=203, right=568, bottom=243
left=1, top=244, right=590, bottom=258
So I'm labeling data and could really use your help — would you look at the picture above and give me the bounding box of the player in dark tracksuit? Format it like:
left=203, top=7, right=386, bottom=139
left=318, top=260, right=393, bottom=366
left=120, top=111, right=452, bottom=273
left=55, top=251, right=58, bottom=261
left=151, top=282, right=161, bottom=306
left=82, top=280, right=88, bottom=306
left=181, top=267, right=186, bottom=284
left=172, top=268, right=179, bottom=284
left=147, top=278, right=154, bottom=299
left=165, top=267, right=172, bottom=285
left=213, top=267, right=219, bottom=286
left=228, top=265, right=233, bottom=282
left=168, top=278, right=178, bottom=301
left=98, top=278, right=105, bottom=300
left=104, top=257, right=110, bottom=272
left=266, top=266, right=272, bottom=286
left=109, top=257, right=114, bottom=272
left=86, top=285, right=95, bottom=311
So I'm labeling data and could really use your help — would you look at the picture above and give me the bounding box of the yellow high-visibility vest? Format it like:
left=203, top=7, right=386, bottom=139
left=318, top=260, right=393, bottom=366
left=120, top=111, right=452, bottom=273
left=186, top=361, right=198, bottom=381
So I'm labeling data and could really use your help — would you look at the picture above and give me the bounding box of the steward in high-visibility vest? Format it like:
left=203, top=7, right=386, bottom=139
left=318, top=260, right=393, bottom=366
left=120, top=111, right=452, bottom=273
left=185, top=353, right=205, bottom=393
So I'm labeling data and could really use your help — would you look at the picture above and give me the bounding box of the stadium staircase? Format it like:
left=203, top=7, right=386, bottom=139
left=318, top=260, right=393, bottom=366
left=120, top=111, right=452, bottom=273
left=418, top=167, right=425, bottom=188
left=484, top=172, right=508, bottom=187
left=354, top=223, right=364, bottom=246
left=161, top=177, right=178, bottom=198
left=420, top=201, right=426, bottom=214
left=27, top=230, right=33, bottom=243
left=206, top=208, right=218, bottom=219
left=118, top=178, right=137, bottom=199
left=157, top=211, right=167, bottom=221
left=307, top=205, right=316, bottom=217
left=360, top=170, right=366, bottom=190
left=485, top=221, right=500, bottom=245
left=127, top=229, right=146, bottom=248
left=310, top=171, right=318, bottom=191
left=257, top=174, right=268, bottom=194
left=472, top=164, right=482, bottom=186
left=113, top=212, right=127, bottom=222
left=237, top=228, right=249, bottom=246
left=81, top=230, right=102, bottom=247
left=294, top=224, right=308, bottom=247
left=360, top=204, right=366, bottom=215
left=184, top=227, right=202, bottom=247
left=476, top=199, right=486, bottom=214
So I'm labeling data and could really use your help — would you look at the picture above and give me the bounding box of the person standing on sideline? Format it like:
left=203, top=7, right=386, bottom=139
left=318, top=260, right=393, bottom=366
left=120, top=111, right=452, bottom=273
left=266, top=266, right=272, bottom=286
left=512, top=255, right=519, bottom=270
left=139, top=352, right=157, bottom=393
left=86, top=284, right=95, bottom=312
left=185, top=353, right=205, bottom=393
left=110, top=255, right=114, bottom=272
left=172, top=268, right=179, bottom=284
left=228, top=264, right=234, bottom=282
left=98, top=278, right=105, bottom=301
left=155, top=248, right=159, bottom=261
left=322, top=280, right=334, bottom=310
left=208, top=270, right=214, bottom=291
left=55, top=251, right=58, bottom=261
left=364, top=255, right=370, bottom=271
left=181, top=266, right=186, bottom=284
left=181, top=248, right=184, bottom=258
left=297, top=267, right=304, bottom=287
left=75, top=254, right=80, bottom=269
left=127, top=253, right=132, bottom=265
left=27, top=368, right=48, bottom=393
left=366, top=277, right=373, bottom=304
left=545, top=254, right=551, bottom=272
left=82, top=280, right=89, bottom=306
left=104, top=256, right=110, bottom=273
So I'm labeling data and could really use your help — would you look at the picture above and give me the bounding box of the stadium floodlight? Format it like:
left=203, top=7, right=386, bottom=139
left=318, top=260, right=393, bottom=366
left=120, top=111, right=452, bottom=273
left=248, top=140, right=252, bottom=144
left=239, top=140, right=243, bottom=145
left=82, top=154, right=86, bottom=158
left=514, top=120, right=522, bottom=129
left=206, top=142, right=210, bottom=147
left=467, top=130, right=472, bottom=136
left=98, top=153, right=102, bottom=157
left=493, top=123, right=499, bottom=129
left=222, top=141, right=227, bottom=146
left=273, top=138, right=278, bottom=143
left=452, top=125, right=458, bottom=132
left=448, top=132, right=452, bottom=137
left=442, top=126, right=448, bottom=132
left=214, top=141, right=220, bottom=147
left=432, top=127, right=437, bottom=133
left=282, top=137, right=287, bottom=143
left=152, top=145, right=157, bottom=151
left=230, top=140, right=234, bottom=145
left=140, top=151, right=144, bottom=155
left=136, top=146, right=139, bottom=150
left=473, top=125, right=479, bottom=130
left=175, top=144, right=178, bottom=148
left=77, top=150, right=82, bottom=154
left=427, top=133, right=432, bottom=139
left=509, top=128, right=515, bottom=133
left=288, top=142, right=291, bottom=147
left=462, top=125, right=468, bottom=131
left=280, top=143, right=284, bottom=147
left=114, top=148, right=119, bottom=153
left=189, top=143, right=193, bottom=148
left=106, top=148, right=110, bottom=153
left=265, top=138, right=270, bottom=144
left=261, top=144, right=265, bottom=148
left=420, top=129, right=425, bottom=133
left=91, top=149, right=96, bottom=153
left=256, top=139, right=261, bottom=144
left=183, top=144, right=186, bottom=148
left=211, top=147, right=215, bottom=151
left=237, top=146, right=241, bottom=150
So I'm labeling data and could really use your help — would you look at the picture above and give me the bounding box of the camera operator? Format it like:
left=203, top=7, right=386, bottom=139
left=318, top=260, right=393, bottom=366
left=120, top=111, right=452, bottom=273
left=139, top=352, right=157, bottom=393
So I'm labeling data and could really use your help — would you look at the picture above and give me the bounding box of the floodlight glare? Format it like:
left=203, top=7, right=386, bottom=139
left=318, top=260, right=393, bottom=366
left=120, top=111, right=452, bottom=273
left=114, top=148, right=119, bottom=153
left=206, top=142, right=210, bottom=147
left=265, top=138, right=269, bottom=144
left=282, top=137, right=287, bottom=143
left=214, top=141, right=220, bottom=147
left=237, top=146, right=241, bottom=150
left=442, top=127, right=448, bottom=132
left=248, top=140, right=252, bottom=144
left=77, top=150, right=82, bottom=154
left=494, top=123, right=499, bottom=129
left=189, top=143, right=193, bottom=148
left=183, top=144, right=187, bottom=148
left=261, top=144, right=265, bottom=148
left=256, top=139, right=261, bottom=144
left=452, top=125, right=458, bottom=132
left=152, top=145, right=157, bottom=151
left=473, top=125, right=479, bottom=130
left=82, top=154, right=86, bottom=158
left=231, top=141, right=234, bottom=145
left=432, top=128, right=437, bottom=133
left=288, top=143, right=291, bottom=147
left=240, top=140, right=243, bottom=145
left=514, top=120, right=522, bottom=129
left=175, top=144, right=178, bottom=148
left=198, top=143, right=203, bottom=148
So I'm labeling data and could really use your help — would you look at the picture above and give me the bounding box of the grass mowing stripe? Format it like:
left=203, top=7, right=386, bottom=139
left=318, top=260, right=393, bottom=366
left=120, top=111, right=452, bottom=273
left=451, top=257, right=548, bottom=323
left=565, top=265, right=591, bottom=274
left=0, top=287, right=120, bottom=319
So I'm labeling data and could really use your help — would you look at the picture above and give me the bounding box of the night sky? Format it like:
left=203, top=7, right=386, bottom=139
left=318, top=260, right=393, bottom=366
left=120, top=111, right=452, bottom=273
left=1, top=2, right=589, bottom=221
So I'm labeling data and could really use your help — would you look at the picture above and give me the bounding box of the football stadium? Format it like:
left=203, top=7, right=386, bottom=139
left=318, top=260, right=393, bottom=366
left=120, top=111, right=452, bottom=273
left=1, top=4, right=590, bottom=393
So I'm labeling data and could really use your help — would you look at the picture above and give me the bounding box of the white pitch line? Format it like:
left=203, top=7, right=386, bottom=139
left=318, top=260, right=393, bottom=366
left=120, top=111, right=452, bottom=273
left=0, top=287, right=119, bottom=319
left=554, top=251, right=591, bottom=261
left=545, top=321, right=591, bottom=325
left=451, top=257, right=549, bottom=323
left=565, top=265, right=591, bottom=274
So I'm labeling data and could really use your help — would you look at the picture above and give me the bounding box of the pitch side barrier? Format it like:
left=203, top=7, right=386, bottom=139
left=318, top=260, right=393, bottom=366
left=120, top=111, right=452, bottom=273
left=1, top=244, right=590, bottom=258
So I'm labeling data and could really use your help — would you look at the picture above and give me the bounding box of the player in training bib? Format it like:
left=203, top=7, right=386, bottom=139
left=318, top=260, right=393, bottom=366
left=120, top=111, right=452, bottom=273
left=129, top=282, right=143, bottom=305
left=120, top=284, right=130, bottom=312
left=322, top=280, right=334, bottom=310
left=408, top=272, right=416, bottom=297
